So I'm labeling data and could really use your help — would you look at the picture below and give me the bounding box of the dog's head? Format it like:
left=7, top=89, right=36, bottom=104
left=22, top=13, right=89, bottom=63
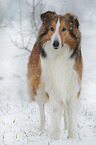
left=38, top=11, right=81, bottom=53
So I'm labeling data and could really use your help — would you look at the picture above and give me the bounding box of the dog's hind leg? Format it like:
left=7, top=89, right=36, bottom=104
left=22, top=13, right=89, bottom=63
left=67, top=97, right=79, bottom=138
left=35, top=87, right=48, bottom=131
left=38, top=102, right=45, bottom=130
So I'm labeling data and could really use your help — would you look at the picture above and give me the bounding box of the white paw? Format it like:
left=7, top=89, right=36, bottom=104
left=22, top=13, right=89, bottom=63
left=67, top=130, right=77, bottom=139
left=53, top=129, right=61, bottom=140
left=40, top=123, right=45, bottom=131
left=64, top=124, right=67, bottom=130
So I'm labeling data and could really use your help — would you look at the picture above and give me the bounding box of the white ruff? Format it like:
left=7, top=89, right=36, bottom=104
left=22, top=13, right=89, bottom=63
left=41, top=42, right=80, bottom=104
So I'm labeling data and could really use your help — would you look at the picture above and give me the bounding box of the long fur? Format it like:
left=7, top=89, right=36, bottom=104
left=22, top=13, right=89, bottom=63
left=27, top=11, right=83, bottom=139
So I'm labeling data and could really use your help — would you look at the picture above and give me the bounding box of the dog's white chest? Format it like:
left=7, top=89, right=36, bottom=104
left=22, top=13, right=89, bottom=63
left=41, top=44, right=79, bottom=103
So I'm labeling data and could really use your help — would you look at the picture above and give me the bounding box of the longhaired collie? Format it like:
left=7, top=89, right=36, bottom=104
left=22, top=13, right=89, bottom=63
left=27, top=11, right=83, bottom=139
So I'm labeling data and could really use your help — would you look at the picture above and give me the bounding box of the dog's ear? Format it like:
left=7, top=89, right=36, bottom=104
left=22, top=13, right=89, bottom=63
left=40, top=11, right=56, bottom=22
left=65, top=13, right=79, bottom=29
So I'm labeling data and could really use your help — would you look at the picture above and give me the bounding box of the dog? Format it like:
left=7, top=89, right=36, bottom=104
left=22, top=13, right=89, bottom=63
left=27, top=11, right=83, bottom=139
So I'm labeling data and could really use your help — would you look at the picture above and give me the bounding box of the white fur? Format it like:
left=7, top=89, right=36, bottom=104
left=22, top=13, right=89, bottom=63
left=51, top=19, right=61, bottom=48
left=40, top=41, right=80, bottom=139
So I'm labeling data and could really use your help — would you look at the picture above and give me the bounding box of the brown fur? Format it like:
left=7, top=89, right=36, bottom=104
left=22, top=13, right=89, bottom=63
left=45, top=92, right=49, bottom=99
left=74, top=51, right=83, bottom=98
left=77, top=88, right=81, bottom=98
left=75, top=54, right=83, bottom=81
left=27, top=42, right=41, bottom=100
left=38, top=20, right=57, bottom=47
left=59, top=20, right=77, bottom=48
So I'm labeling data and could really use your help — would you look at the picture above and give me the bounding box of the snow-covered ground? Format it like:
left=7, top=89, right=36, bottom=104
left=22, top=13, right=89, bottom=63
left=0, top=20, right=96, bottom=145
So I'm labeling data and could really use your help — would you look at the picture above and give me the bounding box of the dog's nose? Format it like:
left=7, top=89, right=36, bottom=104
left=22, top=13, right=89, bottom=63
left=53, top=40, right=59, bottom=49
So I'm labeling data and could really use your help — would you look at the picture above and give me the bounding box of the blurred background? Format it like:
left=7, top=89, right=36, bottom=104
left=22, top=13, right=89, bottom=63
left=0, top=0, right=96, bottom=144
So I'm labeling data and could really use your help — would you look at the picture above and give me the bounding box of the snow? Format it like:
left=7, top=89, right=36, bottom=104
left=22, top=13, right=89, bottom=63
left=0, top=14, right=96, bottom=145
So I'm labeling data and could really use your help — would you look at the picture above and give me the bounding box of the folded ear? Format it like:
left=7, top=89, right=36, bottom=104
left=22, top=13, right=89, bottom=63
left=40, top=11, right=56, bottom=22
left=65, top=13, right=79, bottom=29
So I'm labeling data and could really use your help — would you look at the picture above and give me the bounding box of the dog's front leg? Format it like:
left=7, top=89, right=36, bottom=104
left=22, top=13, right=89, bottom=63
left=67, top=97, right=79, bottom=138
left=49, top=100, right=63, bottom=139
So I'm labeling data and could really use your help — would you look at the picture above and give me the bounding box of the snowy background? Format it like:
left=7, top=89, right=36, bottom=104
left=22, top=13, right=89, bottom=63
left=0, top=0, right=96, bottom=145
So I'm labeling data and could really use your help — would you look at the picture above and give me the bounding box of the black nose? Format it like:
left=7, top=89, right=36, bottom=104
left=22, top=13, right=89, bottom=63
left=53, top=40, right=59, bottom=48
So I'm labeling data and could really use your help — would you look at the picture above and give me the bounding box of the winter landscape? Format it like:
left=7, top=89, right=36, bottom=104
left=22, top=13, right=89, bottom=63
left=0, top=0, right=96, bottom=145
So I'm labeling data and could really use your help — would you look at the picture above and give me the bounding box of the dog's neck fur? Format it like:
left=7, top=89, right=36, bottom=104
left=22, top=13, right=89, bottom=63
left=41, top=42, right=79, bottom=102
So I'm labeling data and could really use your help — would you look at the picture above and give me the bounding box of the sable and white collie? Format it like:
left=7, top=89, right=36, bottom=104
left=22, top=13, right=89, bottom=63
left=27, top=11, right=83, bottom=139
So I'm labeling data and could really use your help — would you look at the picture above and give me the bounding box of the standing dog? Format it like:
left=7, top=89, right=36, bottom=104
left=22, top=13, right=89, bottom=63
left=27, top=11, right=83, bottom=139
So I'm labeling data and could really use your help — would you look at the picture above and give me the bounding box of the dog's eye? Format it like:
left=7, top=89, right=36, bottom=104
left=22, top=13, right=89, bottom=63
left=62, top=28, right=66, bottom=32
left=51, top=27, right=54, bottom=31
